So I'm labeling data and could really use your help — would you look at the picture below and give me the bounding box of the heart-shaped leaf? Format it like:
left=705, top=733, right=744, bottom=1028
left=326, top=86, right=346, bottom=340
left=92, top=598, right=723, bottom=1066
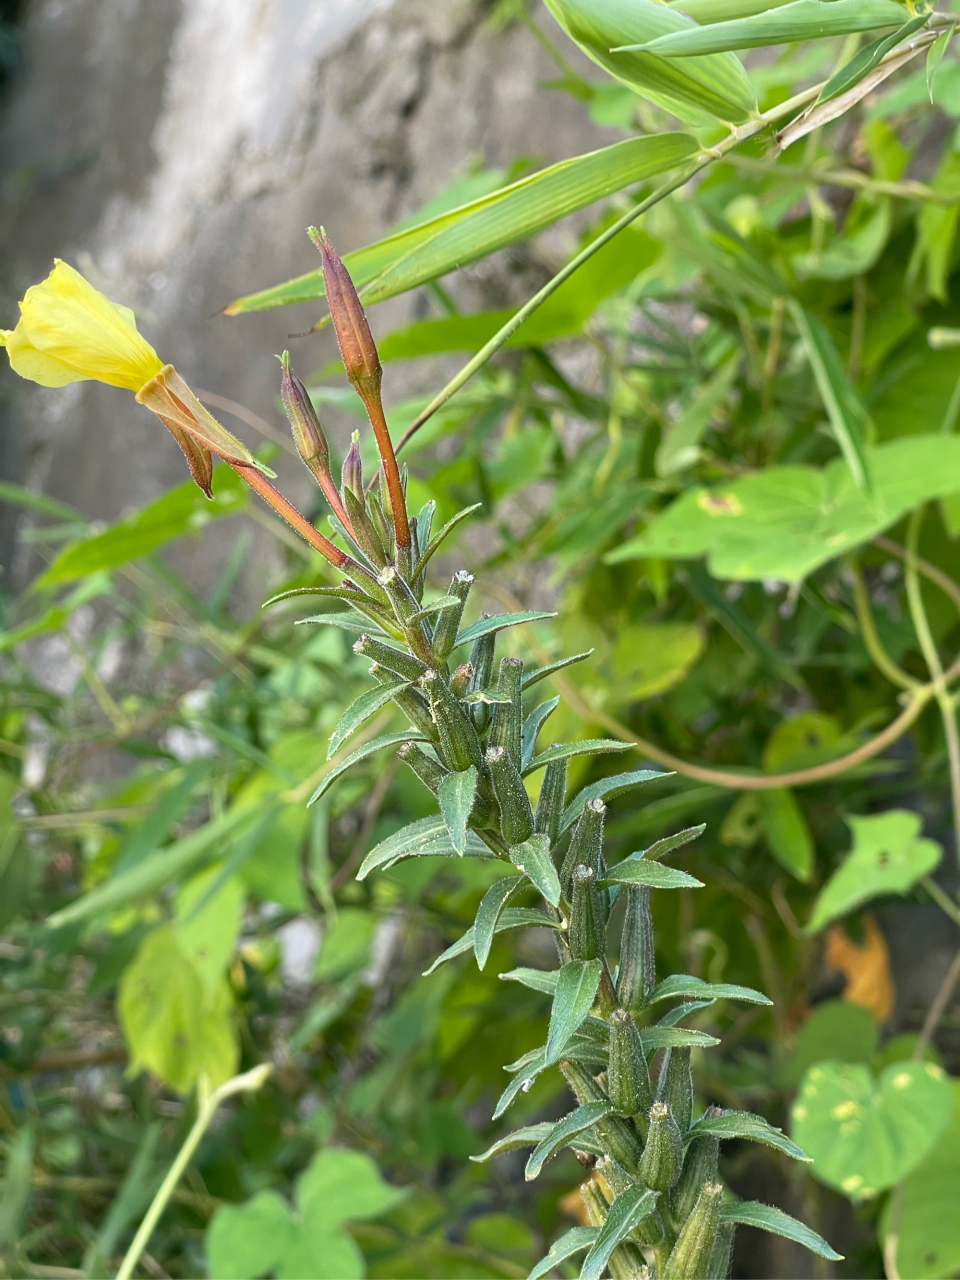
left=791, top=1060, right=954, bottom=1197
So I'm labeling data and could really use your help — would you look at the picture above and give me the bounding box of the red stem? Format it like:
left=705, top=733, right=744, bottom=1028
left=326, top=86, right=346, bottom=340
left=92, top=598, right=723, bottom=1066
left=362, top=392, right=411, bottom=550
left=231, top=463, right=353, bottom=571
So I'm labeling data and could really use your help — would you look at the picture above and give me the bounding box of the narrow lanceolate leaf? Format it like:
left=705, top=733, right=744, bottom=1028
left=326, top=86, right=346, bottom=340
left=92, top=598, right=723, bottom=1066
left=789, top=302, right=872, bottom=492
left=358, top=815, right=494, bottom=880
left=601, top=859, right=704, bottom=890
left=688, top=1110, right=812, bottom=1162
left=527, top=1227, right=599, bottom=1280
left=522, top=650, right=594, bottom=690
left=648, top=975, right=772, bottom=1006
left=499, top=967, right=560, bottom=996
left=470, top=1123, right=555, bottom=1164
left=226, top=135, right=699, bottom=314
left=523, top=739, right=632, bottom=777
left=642, top=824, right=706, bottom=860
left=414, top=504, right=482, bottom=577
left=640, top=1027, right=721, bottom=1054
left=297, top=612, right=387, bottom=636
left=580, top=1187, right=661, bottom=1280
left=438, top=766, right=478, bottom=856
left=475, top=877, right=523, bottom=970
left=494, top=1050, right=548, bottom=1119
left=816, top=15, right=927, bottom=104
left=522, top=697, right=560, bottom=770
left=424, top=909, right=561, bottom=977
left=720, top=1202, right=843, bottom=1261
left=927, top=23, right=955, bottom=99
left=525, top=1102, right=613, bottom=1180
left=327, top=680, right=409, bottom=759
left=666, top=0, right=796, bottom=21
left=636, top=0, right=911, bottom=56
left=454, top=611, right=558, bottom=650
left=657, top=999, right=715, bottom=1028
left=510, top=834, right=562, bottom=907
left=560, top=769, right=667, bottom=833
left=309, top=732, right=428, bottom=806
left=546, top=960, right=603, bottom=1064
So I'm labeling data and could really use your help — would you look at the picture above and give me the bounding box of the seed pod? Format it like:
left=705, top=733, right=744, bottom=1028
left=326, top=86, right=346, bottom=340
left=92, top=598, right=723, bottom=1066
left=631, top=1205, right=666, bottom=1248
left=397, top=740, right=448, bottom=795
left=378, top=565, right=432, bottom=663
left=367, top=661, right=436, bottom=738
left=451, top=663, right=473, bottom=699
left=595, top=1155, right=631, bottom=1198
left=706, top=1221, right=735, bottom=1280
left=663, top=1181, right=723, bottom=1280
left=561, top=1061, right=644, bottom=1175
left=468, top=625, right=496, bottom=731
left=354, top=634, right=426, bottom=683
left=569, top=864, right=603, bottom=961
left=534, top=756, right=567, bottom=846
left=343, top=483, right=388, bottom=568
left=560, top=799, right=605, bottom=901
left=581, top=1177, right=609, bottom=1229
left=657, top=1047, right=694, bottom=1136
left=433, top=571, right=473, bottom=661
left=670, top=1109, right=721, bottom=1231
left=485, top=745, right=534, bottom=845
left=422, top=669, right=483, bottom=772
left=638, top=1101, right=683, bottom=1192
left=608, top=1009, right=653, bottom=1117
left=488, top=657, right=523, bottom=769
left=616, top=886, right=656, bottom=1015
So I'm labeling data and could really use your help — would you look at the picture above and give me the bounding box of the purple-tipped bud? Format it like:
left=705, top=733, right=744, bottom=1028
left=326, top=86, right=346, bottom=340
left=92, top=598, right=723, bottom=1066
left=342, top=432, right=363, bottom=498
left=280, top=351, right=329, bottom=472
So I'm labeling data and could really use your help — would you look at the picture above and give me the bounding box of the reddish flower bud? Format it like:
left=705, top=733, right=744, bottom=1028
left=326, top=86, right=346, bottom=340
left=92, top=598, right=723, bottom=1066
left=342, top=431, right=363, bottom=499
left=279, top=352, right=352, bottom=532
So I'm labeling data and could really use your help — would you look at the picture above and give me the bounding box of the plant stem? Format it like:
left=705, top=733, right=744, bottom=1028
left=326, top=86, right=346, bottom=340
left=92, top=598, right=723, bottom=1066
left=115, top=1066, right=271, bottom=1280
left=914, top=946, right=960, bottom=1061
left=847, top=556, right=919, bottom=691
left=922, top=876, right=960, bottom=928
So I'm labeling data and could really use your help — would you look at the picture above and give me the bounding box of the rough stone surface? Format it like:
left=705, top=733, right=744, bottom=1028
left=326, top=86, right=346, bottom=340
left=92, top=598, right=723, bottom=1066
left=0, top=0, right=612, bottom=595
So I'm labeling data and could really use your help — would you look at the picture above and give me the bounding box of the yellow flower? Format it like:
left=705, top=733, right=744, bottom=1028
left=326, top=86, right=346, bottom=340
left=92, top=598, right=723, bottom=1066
left=0, top=259, right=164, bottom=391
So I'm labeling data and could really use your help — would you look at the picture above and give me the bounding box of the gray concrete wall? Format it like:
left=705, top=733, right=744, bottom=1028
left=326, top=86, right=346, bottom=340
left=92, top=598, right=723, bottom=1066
left=0, top=0, right=611, bottom=594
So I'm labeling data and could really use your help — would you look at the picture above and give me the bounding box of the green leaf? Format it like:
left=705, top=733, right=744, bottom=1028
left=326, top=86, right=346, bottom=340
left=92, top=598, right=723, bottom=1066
left=471, top=1123, right=555, bottom=1163
left=776, top=1000, right=879, bottom=1089
left=927, top=23, right=955, bottom=100
left=474, top=876, right=523, bottom=970
left=610, top=620, right=706, bottom=700
left=207, top=1190, right=293, bottom=1279
left=38, top=468, right=247, bottom=585
left=454, top=611, right=557, bottom=649
left=757, top=788, right=815, bottom=882
left=560, top=770, right=668, bottom=833
left=510, top=833, right=562, bottom=907
left=226, top=135, right=699, bottom=314
left=640, top=1026, right=721, bottom=1053
left=666, top=0, right=798, bottom=21
left=601, top=857, right=704, bottom=889
left=808, top=810, right=942, bottom=932
left=522, top=650, right=594, bottom=690
left=439, top=766, right=479, bottom=856
left=879, top=1081, right=960, bottom=1279
left=817, top=15, right=927, bottom=104
left=308, top=732, right=428, bottom=806
left=543, top=0, right=757, bottom=123
left=681, top=562, right=802, bottom=686
left=118, top=924, right=238, bottom=1094
left=527, top=1227, right=599, bottom=1280
left=424, top=908, right=562, bottom=977
left=0, top=1126, right=34, bottom=1248
left=581, top=1186, right=661, bottom=1280
left=790, top=303, right=872, bottom=490
left=793, top=199, right=892, bottom=282
left=327, top=680, right=410, bottom=759
left=46, top=804, right=258, bottom=929
left=689, top=1109, right=812, bottom=1162
left=641, top=824, right=708, bottom=861
left=175, top=867, right=244, bottom=995
left=523, top=738, right=632, bottom=777
left=656, top=355, right=740, bottom=476
left=792, top=1060, right=954, bottom=1197
left=0, top=480, right=84, bottom=522
left=525, top=1101, right=613, bottom=1179
left=296, top=612, right=387, bottom=636
left=297, top=1147, right=406, bottom=1226
left=637, top=0, right=911, bottom=56
left=648, top=975, right=772, bottom=1006
left=608, top=436, right=960, bottom=583
left=720, top=1202, right=843, bottom=1262
left=546, top=960, right=603, bottom=1064
left=499, top=967, right=560, bottom=996
left=494, top=1050, right=549, bottom=1120
left=522, top=698, right=560, bottom=770
left=358, top=815, right=495, bottom=880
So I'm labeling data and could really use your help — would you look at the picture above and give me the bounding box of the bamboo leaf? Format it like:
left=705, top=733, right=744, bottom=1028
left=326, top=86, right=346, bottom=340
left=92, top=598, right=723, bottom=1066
left=527, top=1227, right=599, bottom=1280
left=226, top=135, right=700, bottom=314
left=438, top=766, right=479, bottom=856
left=635, top=0, right=911, bottom=57
left=510, top=834, right=562, bottom=907
left=525, top=1101, right=613, bottom=1179
left=474, top=876, right=522, bottom=970
left=688, top=1109, right=812, bottom=1161
left=666, top=0, right=795, bottom=21
left=721, top=1202, right=843, bottom=1260
left=523, top=739, right=632, bottom=778
left=309, top=733, right=429, bottom=806
left=327, top=681, right=409, bottom=760
left=927, top=23, right=956, bottom=100
left=546, top=960, right=603, bottom=1064
left=816, top=14, right=927, bottom=105
left=580, top=1187, right=661, bottom=1280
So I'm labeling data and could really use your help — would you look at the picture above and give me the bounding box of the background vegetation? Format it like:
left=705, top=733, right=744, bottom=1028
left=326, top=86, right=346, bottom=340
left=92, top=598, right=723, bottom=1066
left=3, top=0, right=960, bottom=1276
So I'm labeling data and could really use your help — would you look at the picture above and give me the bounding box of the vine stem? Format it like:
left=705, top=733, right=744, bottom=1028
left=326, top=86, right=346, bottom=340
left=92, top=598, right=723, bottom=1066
left=116, top=1066, right=271, bottom=1280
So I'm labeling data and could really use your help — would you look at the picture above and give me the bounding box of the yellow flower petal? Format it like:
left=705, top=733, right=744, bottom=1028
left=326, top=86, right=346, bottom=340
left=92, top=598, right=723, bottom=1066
left=1, top=320, right=88, bottom=387
left=15, top=260, right=164, bottom=392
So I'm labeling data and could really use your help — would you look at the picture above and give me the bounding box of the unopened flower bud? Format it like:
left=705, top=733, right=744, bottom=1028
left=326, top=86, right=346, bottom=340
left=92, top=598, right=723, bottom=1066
left=432, top=571, right=473, bottom=661
left=398, top=740, right=448, bottom=795
left=422, top=669, right=483, bottom=772
left=638, top=1101, right=683, bottom=1193
left=569, top=864, right=603, bottom=961
left=670, top=1108, right=721, bottom=1229
left=534, top=756, right=567, bottom=846
left=353, top=633, right=426, bottom=683
left=706, top=1221, right=735, bottom=1280
left=451, top=663, right=473, bottom=699
left=663, top=1181, right=723, bottom=1280
left=342, top=431, right=363, bottom=498
left=488, top=657, right=523, bottom=770
left=561, top=1060, right=644, bottom=1176
left=279, top=351, right=352, bottom=530
left=468, top=624, right=496, bottom=732
left=310, top=225, right=381, bottom=394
